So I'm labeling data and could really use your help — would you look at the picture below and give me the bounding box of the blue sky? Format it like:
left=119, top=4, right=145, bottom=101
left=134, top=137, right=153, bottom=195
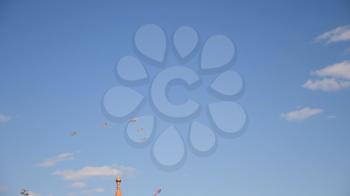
left=1, top=0, right=350, bottom=195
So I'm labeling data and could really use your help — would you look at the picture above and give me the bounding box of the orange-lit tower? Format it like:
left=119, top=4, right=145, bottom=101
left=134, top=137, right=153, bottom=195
left=115, top=176, right=122, bottom=196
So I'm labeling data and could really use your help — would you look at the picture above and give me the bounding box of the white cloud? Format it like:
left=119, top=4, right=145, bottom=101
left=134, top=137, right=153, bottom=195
left=71, top=182, right=86, bottom=189
left=303, top=78, right=350, bottom=91
left=313, top=61, right=350, bottom=79
left=53, top=165, right=135, bottom=181
left=281, top=107, right=323, bottom=122
left=0, top=114, right=11, bottom=123
left=303, top=61, right=350, bottom=92
left=37, top=153, right=75, bottom=167
left=315, top=25, right=350, bottom=43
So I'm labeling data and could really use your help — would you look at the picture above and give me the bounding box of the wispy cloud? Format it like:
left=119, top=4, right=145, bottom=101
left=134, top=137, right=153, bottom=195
left=303, top=61, right=350, bottom=92
left=66, top=193, right=77, bottom=196
left=327, top=115, right=336, bottom=119
left=303, top=78, right=350, bottom=91
left=281, top=107, right=323, bottom=122
left=0, top=185, right=7, bottom=192
left=315, top=25, right=350, bottom=43
left=37, top=153, right=75, bottom=167
left=71, top=182, right=86, bottom=189
left=82, top=188, right=104, bottom=194
left=0, top=114, right=11, bottom=123
left=53, top=165, right=135, bottom=181
left=28, top=191, right=41, bottom=196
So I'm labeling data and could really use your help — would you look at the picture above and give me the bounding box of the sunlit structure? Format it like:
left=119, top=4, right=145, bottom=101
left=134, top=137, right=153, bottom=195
left=115, top=176, right=122, bottom=196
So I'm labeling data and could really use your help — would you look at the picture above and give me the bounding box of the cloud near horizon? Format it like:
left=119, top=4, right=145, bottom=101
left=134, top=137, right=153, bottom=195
left=281, top=107, right=323, bottom=122
left=315, top=25, right=350, bottom=43
left=37, top=153, right=75, bottom=167
left=53, top=165, right=135, bottom=181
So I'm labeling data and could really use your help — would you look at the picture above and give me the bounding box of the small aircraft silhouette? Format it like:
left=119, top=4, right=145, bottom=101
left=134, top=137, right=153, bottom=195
left=101, top=122, right=109, bottom=128
left=69, top=131, right=78, bottom=136
left=20, top=188, right=30, bottom=196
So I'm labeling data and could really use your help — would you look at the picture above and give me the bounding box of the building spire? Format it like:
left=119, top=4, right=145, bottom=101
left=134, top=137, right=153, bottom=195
left=116, top=176, right=122, bottom=196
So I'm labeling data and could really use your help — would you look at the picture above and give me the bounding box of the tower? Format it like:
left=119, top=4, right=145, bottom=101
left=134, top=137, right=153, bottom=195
left=115, top=176, right=122, bottom=196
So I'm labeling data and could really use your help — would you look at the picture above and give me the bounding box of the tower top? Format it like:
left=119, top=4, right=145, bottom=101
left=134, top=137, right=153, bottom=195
left=116, top=176, right=122, bottom=183
left=115, top=176, right=122, bottom=196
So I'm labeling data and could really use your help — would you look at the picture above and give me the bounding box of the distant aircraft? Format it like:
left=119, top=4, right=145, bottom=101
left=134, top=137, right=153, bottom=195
left=20, top=188, right=29, bottom=196
left=154, top=188, right=162, bottom=196
left=101, top=122, right=109, bottom=128
left=128, top=117, right=138, bottom=123
left=69, top=131, right=78, bottom=136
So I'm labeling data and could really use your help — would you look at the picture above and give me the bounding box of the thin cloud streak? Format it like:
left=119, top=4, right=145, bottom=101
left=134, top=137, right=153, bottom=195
left=303, top=78, right=350, bottom=91
left=53, top=165, right=135, bottom=181
left=0, top=185, right=7, bottom=192
left=82, top=188, right=104, bottom=195
left=71, top=182, right=86, bottom=189
left=281, top=107, right=323, bottom=122
left=315, top=25, right=350, bottom=43
left=37, top=153, right=75, bottom=167
left=0, top=114, right=11, bottom=123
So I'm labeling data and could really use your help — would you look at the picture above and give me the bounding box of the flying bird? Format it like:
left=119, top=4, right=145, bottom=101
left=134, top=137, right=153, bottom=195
left=153, top=188, right=162, bottom=196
